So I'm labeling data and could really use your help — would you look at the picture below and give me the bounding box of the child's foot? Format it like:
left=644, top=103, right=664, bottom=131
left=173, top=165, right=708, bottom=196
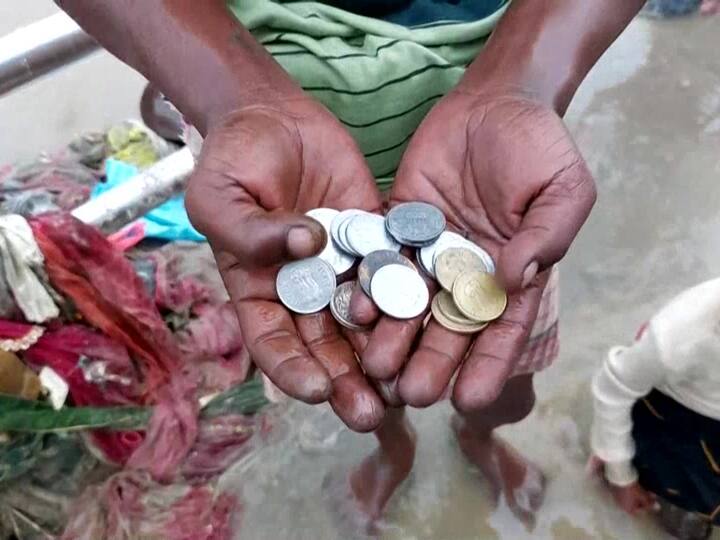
left=323, top=417, right=416, bottom=536
left=452, top=415, right=546, bottom=527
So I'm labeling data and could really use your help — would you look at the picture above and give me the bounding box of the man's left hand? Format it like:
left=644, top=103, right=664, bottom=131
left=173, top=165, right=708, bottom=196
left=353, top=89, right=596, bottom=411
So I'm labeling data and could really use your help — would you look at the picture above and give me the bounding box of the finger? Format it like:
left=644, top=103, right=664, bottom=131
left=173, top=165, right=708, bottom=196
left=296, top=311, right=385, bottom=432
left=185, top=117, right=327, bottom=267
left=235, top=299, right=332, bottom=403
left=187, top=185, right=327, bottom=268
left=342, top=329, right=403, bottom=406
left=399, top=321, right=472, bottom=407
left=342, top=327, right=370, bottom=355
left=362, top=314, right=426, bottom=380
left=452, top=274, right=547, bottom=412
left=361, top=272, right=437, bottom=380
left=373, top=376, right=404, bottom=408
left=349, top=283, right=380, bottom=326
left=496, top=162, right=596, bottom=291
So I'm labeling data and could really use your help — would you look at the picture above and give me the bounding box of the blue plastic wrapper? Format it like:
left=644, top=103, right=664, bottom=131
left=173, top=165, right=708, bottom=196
left=92, top=159, right=205, bottom=242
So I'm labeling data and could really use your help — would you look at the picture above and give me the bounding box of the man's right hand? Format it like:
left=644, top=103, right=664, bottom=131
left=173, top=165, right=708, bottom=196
left=186, top=97, right=386, bottom=432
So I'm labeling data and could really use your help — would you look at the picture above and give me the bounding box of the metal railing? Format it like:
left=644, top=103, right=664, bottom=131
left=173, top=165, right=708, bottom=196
left=1, top=12, right=195, bottom=233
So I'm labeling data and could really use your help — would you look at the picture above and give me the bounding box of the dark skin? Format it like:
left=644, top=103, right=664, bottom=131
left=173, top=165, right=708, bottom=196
left=58, top=0, right=646, bottom=528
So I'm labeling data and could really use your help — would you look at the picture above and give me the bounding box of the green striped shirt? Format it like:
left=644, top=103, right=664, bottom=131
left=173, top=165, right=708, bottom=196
left=228, top=0, right=508, bottom=188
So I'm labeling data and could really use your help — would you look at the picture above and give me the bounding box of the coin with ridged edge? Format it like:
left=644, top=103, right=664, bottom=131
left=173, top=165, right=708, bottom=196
left=435, top=247, right=486, bottom=292
left=276, top=257, right=336, bottom=314
left=452, top=270, right=507, bottom=322
left=370, top=264, right=429, bottom=319
left=435, top=290, right=481, bottom=325
left=305, top=208, right=355, bottom=275
left=346, top=213, right=401, bottom=257
left=330, top=209, right=367, bottom=256
left=358, top=250, right=416, bottom=297
left=431, top=293, right=489, bottom=334
left=386, top=202, right=446, bottom=246
left=419, top=231, right=495, bottom=279
left=330, top=281, right=366, bottom=331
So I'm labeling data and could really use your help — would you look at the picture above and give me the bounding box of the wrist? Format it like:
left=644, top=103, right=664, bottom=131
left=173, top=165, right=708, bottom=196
left=604, top=460, right=639, bottom=487
left=201, top=75, right=305, bottom=132
left=457, top=45, right=575, bottom=114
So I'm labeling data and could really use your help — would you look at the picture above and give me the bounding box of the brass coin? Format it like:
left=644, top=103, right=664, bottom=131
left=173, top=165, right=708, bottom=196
left=431, top=294, right=488, bottom=334
left=452, top=271, right=507, bottom=322
left=435, top=290, right=478, bottom=325
left=435, top=247, right=486, bottom=292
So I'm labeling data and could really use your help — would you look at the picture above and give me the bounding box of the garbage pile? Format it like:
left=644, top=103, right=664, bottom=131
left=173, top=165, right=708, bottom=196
left=0, top=123, right=271, bottom=540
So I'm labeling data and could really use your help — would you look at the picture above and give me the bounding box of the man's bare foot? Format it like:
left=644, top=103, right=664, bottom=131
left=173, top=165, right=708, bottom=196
left=452, top=414, right=546, bottom=527
left=323, top=409, right=417, bottom=536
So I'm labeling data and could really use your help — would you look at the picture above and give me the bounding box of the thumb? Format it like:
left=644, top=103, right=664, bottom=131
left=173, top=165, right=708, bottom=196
left=497, top=165, right=596, bottom=291
left=186, top=175, right=326, bottom=268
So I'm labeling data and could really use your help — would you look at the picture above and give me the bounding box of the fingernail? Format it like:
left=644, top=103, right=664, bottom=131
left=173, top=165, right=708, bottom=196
left=287, top=226, right=322, bottom=259
left=521, top=260, right=539, bottom=288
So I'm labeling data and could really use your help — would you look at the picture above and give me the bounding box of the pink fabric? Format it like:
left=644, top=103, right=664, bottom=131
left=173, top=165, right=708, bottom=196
left=107, top=221, right=147, bottom=252
left=153, top=250, right=212, bottom=314
left=28, top=213, right=199, bottom=477
left=60, top=471, right=240, bottom=540
left=177, top=303, right=250, bottom=395
left=512, top=265, right=560, bottom=376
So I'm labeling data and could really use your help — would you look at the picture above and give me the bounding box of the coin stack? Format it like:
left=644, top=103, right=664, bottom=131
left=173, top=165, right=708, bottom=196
left=275, top=202, right=507, bottom=334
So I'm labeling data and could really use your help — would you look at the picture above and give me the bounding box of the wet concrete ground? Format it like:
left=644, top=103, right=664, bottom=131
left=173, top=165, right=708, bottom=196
left=3, top=6, right=718, bottom=540
left=220, top=13, right=720, bottom=540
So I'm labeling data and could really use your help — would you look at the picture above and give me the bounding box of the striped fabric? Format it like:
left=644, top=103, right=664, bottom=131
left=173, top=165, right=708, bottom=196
left=227, top=0, right=508, bottom=189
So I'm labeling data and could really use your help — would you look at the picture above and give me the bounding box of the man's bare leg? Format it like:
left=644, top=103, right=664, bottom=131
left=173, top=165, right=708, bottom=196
left=325, top=407, right=416, bottom=534
left=452, top=374, right=545, bottom=526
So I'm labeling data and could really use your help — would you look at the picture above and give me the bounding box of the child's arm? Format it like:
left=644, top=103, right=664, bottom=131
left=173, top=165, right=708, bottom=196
left=591, top=329, right=667, bottom=486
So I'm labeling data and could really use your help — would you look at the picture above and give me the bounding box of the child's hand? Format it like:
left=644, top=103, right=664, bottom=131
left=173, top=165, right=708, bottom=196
left=587, top=455, right=658, bottom=515
left=609, top=483, right=658, bottom=516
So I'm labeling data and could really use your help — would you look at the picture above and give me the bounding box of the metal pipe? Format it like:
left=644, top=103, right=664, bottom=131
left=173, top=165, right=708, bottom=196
left=71, top=147, right=196, bottom=234
left=0, top=13, right=99, bottom=96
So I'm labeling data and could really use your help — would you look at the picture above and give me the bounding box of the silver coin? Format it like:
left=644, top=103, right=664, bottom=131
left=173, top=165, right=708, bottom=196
left=346, top=213, right=401, bottom=257
left=370, top=264, right=429, bottom=319
left=358, top=250, right=416, bottom=297
left=415, top=248, right=433, bottom=276
left=419, top=231, right=495, bottom=278
left=386, top=202, right=446, bottom=246
left=305, top=208, right=355, bottom=275
left=330, top=209, right=367, bottom=255
left=276, top=257, right=336, bottom=314
left=330, top=281, right=366, bottom=331
left=337, top=213, right=365, bottom=256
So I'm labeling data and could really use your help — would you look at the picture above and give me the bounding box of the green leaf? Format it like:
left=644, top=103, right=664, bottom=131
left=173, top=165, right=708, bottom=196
left=0, top=378, right=269, bottom=434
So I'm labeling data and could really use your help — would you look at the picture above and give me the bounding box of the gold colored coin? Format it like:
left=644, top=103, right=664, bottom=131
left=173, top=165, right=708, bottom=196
left=452, top=270, right=507, bottom=322
left=431, top=293, right=488, bottom=334
left=436, top=290, right=477, bottom=325
left=434, top=247, right=487, bottom=292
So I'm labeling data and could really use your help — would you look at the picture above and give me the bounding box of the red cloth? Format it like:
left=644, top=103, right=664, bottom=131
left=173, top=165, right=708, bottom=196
left=60, top=471, right=240, bottom=540
left=28, top=213, right=199, bottom=478
left=30, top=213, right=182, bottom=397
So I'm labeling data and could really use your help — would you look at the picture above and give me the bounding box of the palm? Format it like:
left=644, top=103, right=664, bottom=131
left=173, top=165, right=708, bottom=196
left=187, top=99, right=385, bottom=431
left=362, top=91, right=596, bottom=411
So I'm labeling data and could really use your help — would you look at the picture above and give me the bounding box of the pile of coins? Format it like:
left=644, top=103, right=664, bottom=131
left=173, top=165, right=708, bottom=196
left=275, top=202, right=507, bottom=334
